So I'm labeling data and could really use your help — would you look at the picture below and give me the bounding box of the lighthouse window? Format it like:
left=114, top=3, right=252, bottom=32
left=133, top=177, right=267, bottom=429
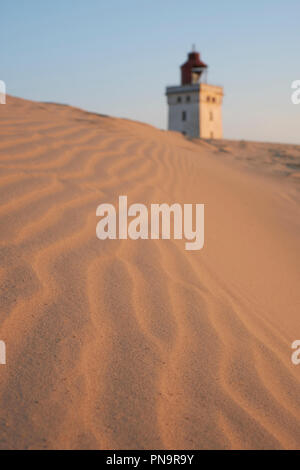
left=177, top=96, right=182, bottom=103
left=207, top=96, right=211, bottom=102
left=212, top=97, right=216, bottom=103
left=182, top=111, right=186, bottom=121
left=210, top=111, right=213, bottom=121
left=186, top=96, right=190, bottom=102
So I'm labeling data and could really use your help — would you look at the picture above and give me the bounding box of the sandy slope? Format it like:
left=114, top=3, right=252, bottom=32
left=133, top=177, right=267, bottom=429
left=0, top=96, right=300, bottom=450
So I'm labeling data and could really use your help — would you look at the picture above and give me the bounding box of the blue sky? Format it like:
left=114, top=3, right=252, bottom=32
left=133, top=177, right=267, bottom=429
left=2, top=0, right=300, bottom=143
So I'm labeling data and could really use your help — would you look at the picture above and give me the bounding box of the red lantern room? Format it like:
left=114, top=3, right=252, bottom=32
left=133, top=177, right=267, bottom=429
left=181, top=47, right=208, bottom=85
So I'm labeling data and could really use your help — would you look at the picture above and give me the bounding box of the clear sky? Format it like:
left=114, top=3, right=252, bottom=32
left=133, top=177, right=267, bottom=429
left=2, top=0, right=300, bottom=143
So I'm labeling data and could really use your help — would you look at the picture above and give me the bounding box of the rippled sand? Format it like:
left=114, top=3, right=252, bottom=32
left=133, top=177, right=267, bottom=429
left=0, top=96, right=300, bottom=449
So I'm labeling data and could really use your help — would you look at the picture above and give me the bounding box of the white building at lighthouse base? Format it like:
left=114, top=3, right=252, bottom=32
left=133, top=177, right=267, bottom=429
left=166, top=83, right=223, bottom=139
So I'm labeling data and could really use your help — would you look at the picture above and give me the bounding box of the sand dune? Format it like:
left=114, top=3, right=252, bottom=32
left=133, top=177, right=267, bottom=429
left=0, top=96, right=300, bottom=449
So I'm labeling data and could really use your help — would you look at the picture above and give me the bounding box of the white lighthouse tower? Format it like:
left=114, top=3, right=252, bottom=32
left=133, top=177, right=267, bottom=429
left=166, top=48, right=224, bottom=139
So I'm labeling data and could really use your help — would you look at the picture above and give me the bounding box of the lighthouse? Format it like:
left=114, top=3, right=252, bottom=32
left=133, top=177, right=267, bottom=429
left=166, top=48, right=224, bottom=139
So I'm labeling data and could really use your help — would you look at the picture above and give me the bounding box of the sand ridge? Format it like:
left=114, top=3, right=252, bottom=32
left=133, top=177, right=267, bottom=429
left=0, top=96, right=300, bottom=449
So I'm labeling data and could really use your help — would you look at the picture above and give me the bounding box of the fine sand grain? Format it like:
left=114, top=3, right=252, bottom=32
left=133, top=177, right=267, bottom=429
left=0, top=96, right=300, bottom=449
